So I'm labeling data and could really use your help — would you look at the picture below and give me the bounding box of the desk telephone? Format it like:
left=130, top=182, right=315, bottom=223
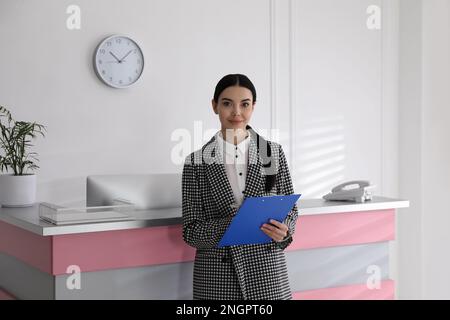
left=323, top=180, right=375, bottom=203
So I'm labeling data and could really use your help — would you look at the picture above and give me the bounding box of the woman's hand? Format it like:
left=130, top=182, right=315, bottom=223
left=260, top=219, right=289, bottom=242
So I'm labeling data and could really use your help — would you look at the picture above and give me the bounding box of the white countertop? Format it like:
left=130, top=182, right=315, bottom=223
left=0, top=196, right=409, bottom=236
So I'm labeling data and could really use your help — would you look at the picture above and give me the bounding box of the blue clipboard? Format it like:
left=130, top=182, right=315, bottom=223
left=218, top=194, right=301, bottom=248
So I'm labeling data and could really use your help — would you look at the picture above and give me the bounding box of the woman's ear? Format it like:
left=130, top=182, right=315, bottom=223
left=212, top=99, right=218, bottom=114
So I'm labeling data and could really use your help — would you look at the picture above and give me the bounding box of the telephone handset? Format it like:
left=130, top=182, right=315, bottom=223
left=323, top=180, right=375, bottom=203
left=331, top=180, right=370, bottom=193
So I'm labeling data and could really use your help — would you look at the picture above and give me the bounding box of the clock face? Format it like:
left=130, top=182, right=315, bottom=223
left=94, top=35, right=144, bottom=88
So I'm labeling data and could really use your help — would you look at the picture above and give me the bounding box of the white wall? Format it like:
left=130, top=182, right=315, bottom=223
left=398, top=0, right=423, bottom=299
left=421, top=0, right=450, bottom=300
left=292, top=0, right=384, bottom=199
left=399, top=0, right=450, bottom=299
left=0, top=0, right=274, bottom=206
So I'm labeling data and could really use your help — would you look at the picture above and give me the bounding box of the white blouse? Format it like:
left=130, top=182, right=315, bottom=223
left=216, top=130, right=250, bottom=206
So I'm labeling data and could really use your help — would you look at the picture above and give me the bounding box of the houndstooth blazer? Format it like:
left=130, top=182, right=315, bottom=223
left=182, top=131, right=298, bottom=300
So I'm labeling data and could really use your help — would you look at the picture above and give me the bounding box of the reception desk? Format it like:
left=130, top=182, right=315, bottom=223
left=0, top=196, right=408, bottom=300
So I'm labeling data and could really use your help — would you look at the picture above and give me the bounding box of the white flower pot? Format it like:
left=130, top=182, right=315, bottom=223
left=0, top=174, right=36, bottom=207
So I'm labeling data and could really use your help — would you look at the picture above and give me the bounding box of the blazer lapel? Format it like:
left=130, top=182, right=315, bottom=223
left=204, top=135, right=236, bottom=218
left=243, top=135, right=263, bottom=198
left=205, top=132, right=264, bottom=218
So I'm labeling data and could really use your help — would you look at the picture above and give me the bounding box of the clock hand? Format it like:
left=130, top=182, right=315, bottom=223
left=119, top=50, right=133, bottom=62
left=109, top=51, right=121, bottom=63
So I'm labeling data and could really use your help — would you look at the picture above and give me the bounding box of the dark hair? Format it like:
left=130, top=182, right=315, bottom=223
left=246, top=125, right=277, bottom=193
left=213, top=74, right=257, bottom=104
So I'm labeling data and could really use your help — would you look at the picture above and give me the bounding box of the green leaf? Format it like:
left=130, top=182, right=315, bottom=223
left=0, top=106, right=46, bottom=175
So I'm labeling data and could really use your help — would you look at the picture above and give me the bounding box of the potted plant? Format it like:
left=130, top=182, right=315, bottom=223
left=0, top=106, right=46, bottom=207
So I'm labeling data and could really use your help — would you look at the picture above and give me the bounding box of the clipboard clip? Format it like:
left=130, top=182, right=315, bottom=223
left=230, top=202, right=240, bottom=217
left=230, top=202, right=240, bottom=209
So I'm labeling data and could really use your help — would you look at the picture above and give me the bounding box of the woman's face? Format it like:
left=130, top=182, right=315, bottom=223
left=212, top=85, right=255, bottom=132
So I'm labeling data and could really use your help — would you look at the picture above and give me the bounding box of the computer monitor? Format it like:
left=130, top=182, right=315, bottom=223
left=86, top=173, right=182, bottom=210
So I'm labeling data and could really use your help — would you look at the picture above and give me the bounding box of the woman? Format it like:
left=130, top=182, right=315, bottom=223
left=182, top=74, right=298, bottom=300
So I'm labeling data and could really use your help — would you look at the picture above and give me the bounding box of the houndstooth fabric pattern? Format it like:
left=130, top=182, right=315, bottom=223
left=182, top=131, right=299, bottom=300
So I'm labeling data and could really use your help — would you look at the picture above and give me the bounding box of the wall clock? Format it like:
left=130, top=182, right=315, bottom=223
left=94, top=35, right=144, bottom=88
